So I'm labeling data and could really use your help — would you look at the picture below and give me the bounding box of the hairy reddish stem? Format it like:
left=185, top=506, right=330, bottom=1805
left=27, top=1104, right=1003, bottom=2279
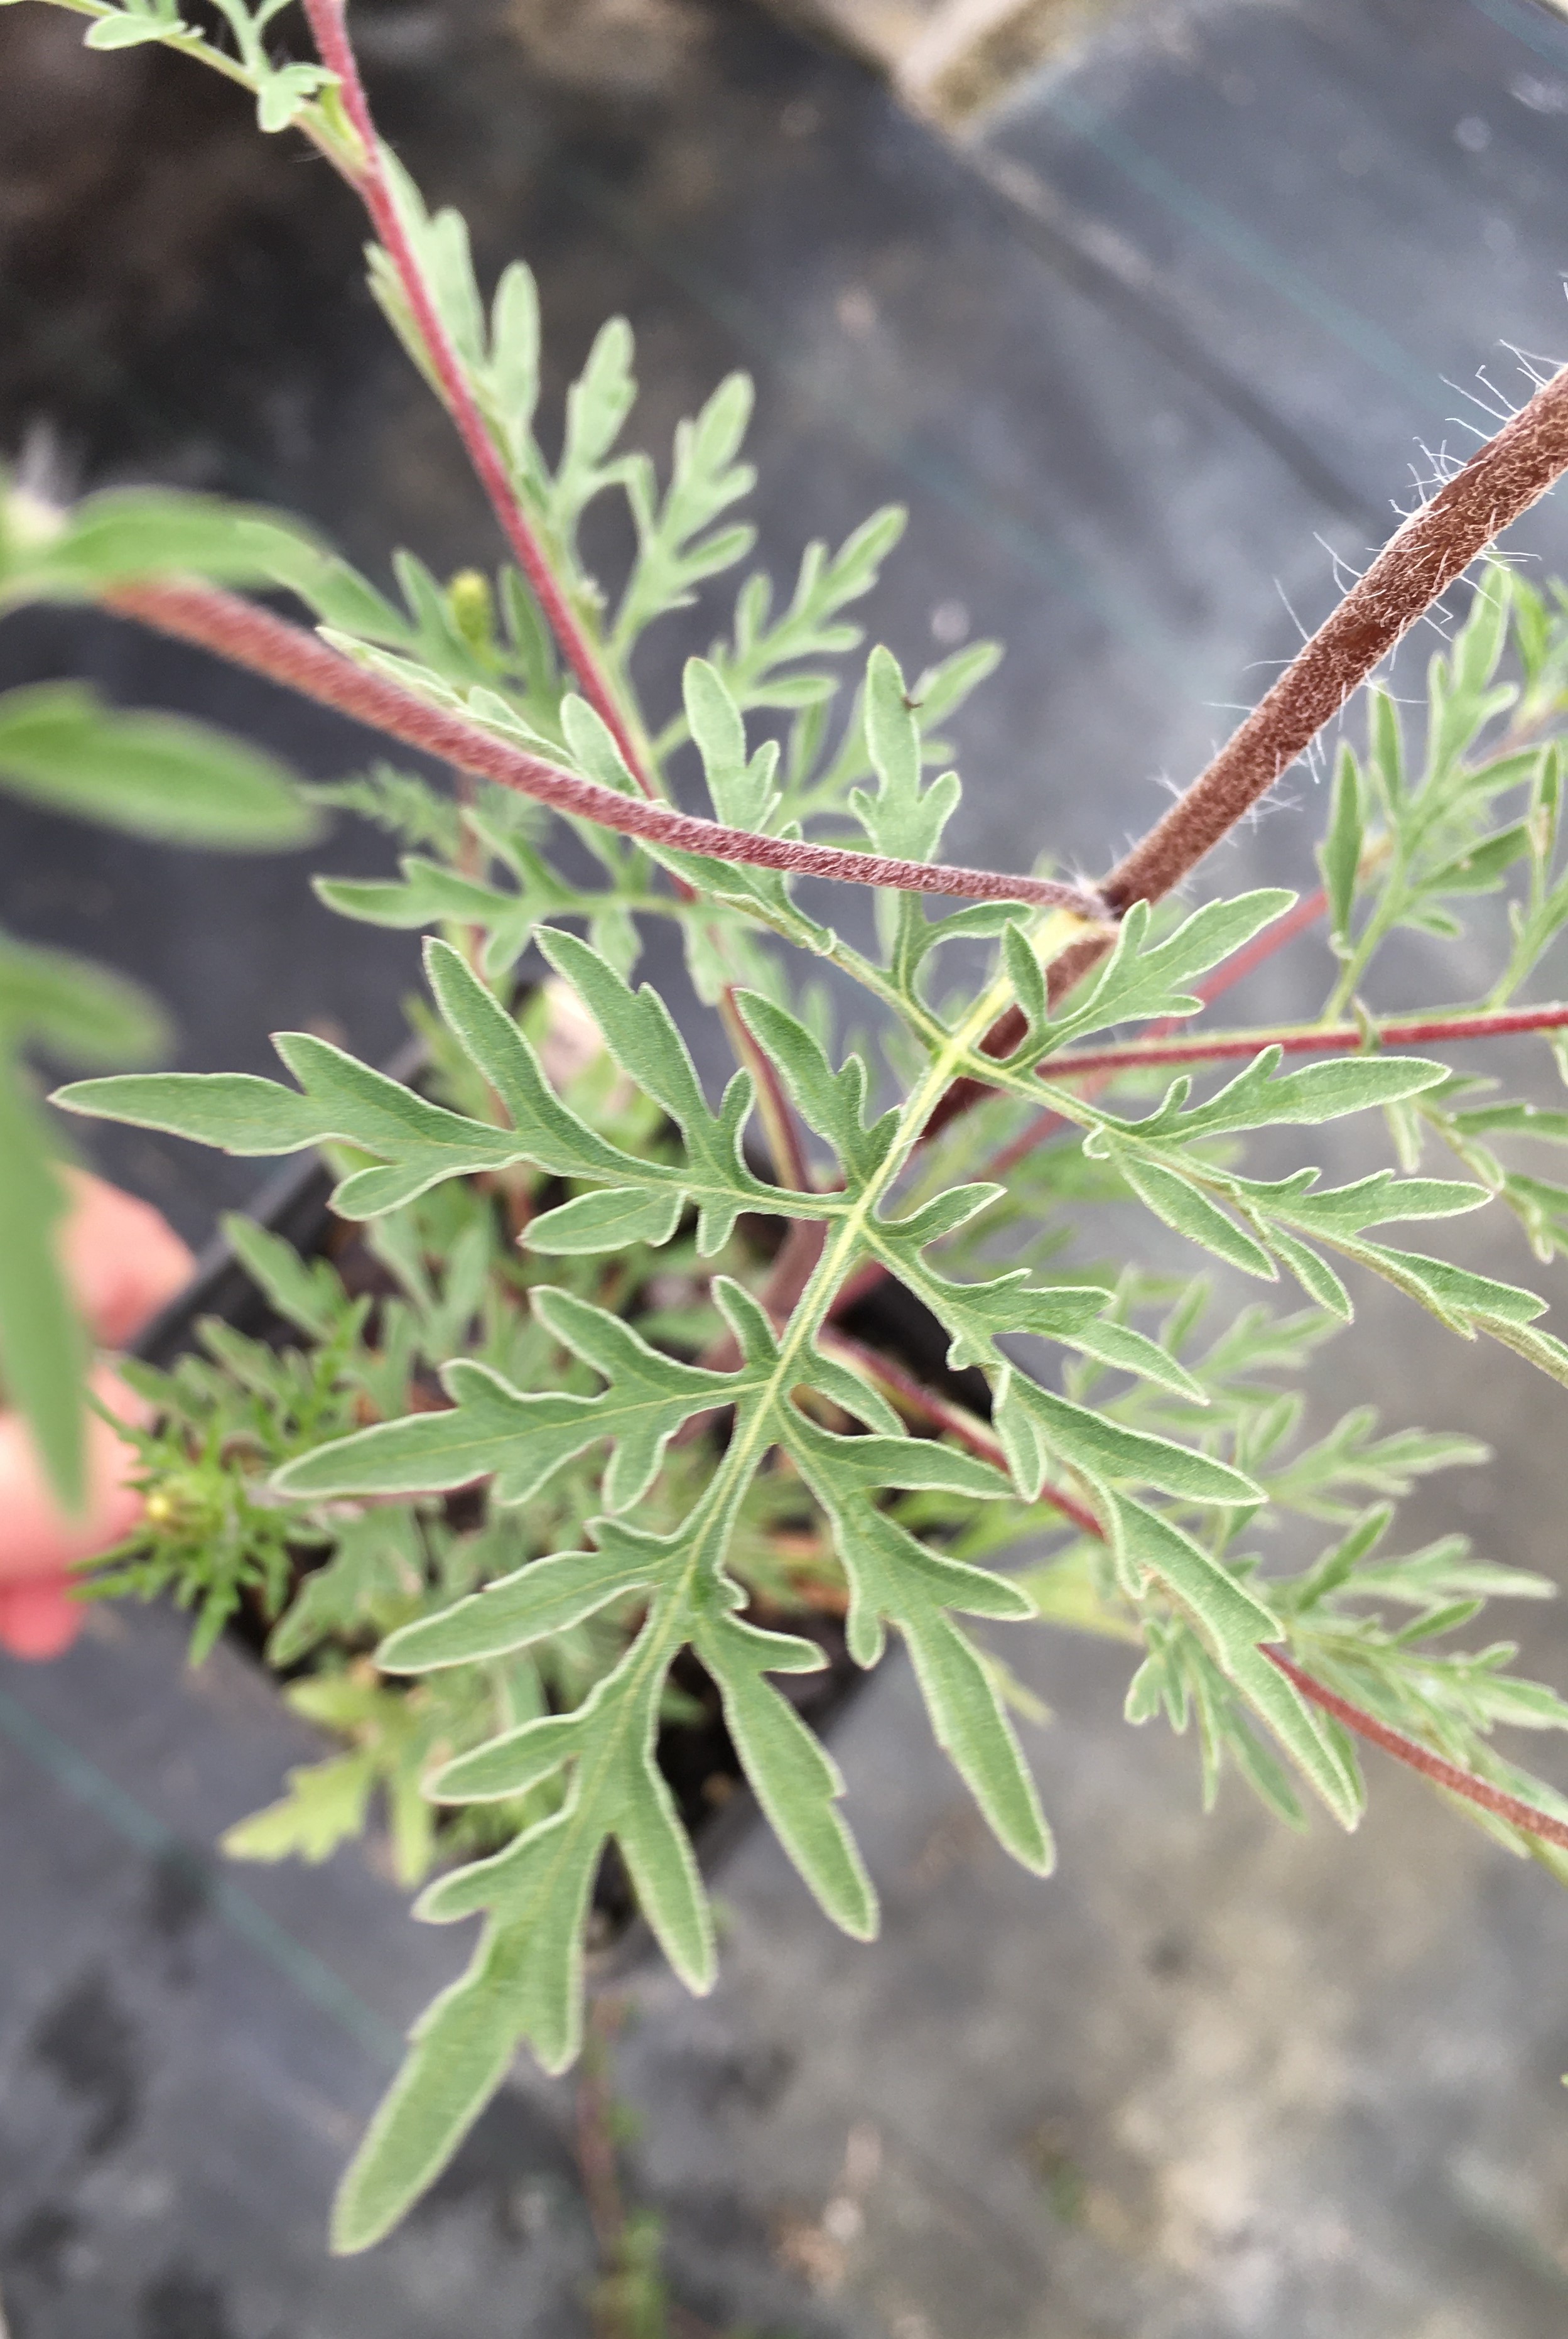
left=300, top=2, right=818, bottom=1190
left=1104, top=372, right=1568, bottom=913
left=300, top=0, right=647, bottom=782
left=933, top=361, right=1568, bottom=1137
left=1031, top=999, right=1568, bottom=1078
left=104, top=582, right=1105, bottom=919
left=1263, top=1647, right=1568, bottom=1852
left=827, top=1321, right=1568, bottom=1848
left=868, top=1360, right=1568, bottom=1852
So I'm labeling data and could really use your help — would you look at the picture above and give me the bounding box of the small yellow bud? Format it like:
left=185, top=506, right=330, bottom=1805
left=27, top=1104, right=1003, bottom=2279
left=446, top=568, right=494, bottom=653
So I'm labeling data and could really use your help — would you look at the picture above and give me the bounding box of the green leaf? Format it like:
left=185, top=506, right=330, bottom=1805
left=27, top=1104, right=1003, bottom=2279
left=1424, top=821, right=1533, bottom=895
left=1263, top=1226, right=1352, bottom=1318
left=382, top=1543, right=660, bottom=1673
left=254, top=61, right=332, bottom=133
left=13, top=487, right=347, bottom=602
left=0, top=1052, right=84, bottom=1511
left=1320, top=742, right=1363, bottom=948
left=1000, top=922, right=1049, bottom=1048
left=1110, top=1151, right=1278, bottom=1279
left=1041, top=892, right=1297, bottom=1055
left=560, top=695, right=642, bottom=796
left=735, top=989, right=895, bottom=1181
left=221, top=1212, right=353, bottom=1344
left=781, top=1406, right=1012, bottom=1506
left=1093, top=1489, right=1284, bottom=1676
left=279, top=1318, right=743, bottom=1517
left=1223, top=1644, right=1363, bottom=1826
left=849, top=646, right=961, bottom=865
left=553, top=318, right=637, bottom=541
left=526, top=1185, right=685, bottom=1252
left=0, top=683, right=316, bottom=847
left=268, top=1511, right=424, bottom=1668
left=536, top=928, right=783, bottom=1246
left=331, top=1932, right=533, bottom=2254
left=314, top=859, right=526, bottom=933
left=1138, top=1050, right=1450, bottom=1142
left=616, top=374, right=757, bottom=648
left=0, top=933, right=167, bottom=1066
left=221, top=1752, right=376, bottom=1865
left=1064, top=1311, right=1208, bottom=1400
left=613, top=1765, right=716, bottom=1991
left=489, top=261, right=542, bottom=452
left=51, top=1069, right=333, bottom=1156
left=789, top=1455, right=1050, bottom=1868
left=713, top=506, right=906, bottom=721
left=997, top=1372, right=1262, bottom=1507
left=421, top=938, right=649, bottom=1185
left=84, top=7, right=189, bottom=46
left=696, top=1609, right=878, bottom=1937
left=684, top=659, right=780, bottom=831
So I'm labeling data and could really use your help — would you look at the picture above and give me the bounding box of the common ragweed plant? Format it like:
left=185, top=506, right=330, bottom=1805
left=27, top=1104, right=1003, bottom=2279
left=11, top=0, right=1568, bottom=2257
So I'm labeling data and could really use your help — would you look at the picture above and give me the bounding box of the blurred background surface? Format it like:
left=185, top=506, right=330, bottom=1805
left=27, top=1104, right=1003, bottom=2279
left=6, top=1, right=1568, bottom=2331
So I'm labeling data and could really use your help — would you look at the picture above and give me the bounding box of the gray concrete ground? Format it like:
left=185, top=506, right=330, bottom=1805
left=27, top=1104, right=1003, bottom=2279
left=5, top=0, right=1568, bottom=2330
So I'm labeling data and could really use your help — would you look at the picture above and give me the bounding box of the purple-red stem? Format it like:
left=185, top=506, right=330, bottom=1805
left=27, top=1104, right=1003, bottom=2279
left=1263, top=1647, right=1568, bottom=1852
left=303, top=0, right=814, bottom=1194
left=301, top=0, right=646, bottom=783
left=1027, top=999, right=1568, bottom=1078
left=103, top=582, right=1103, bottom=920
left=855, top=1338, right=1568, bottom=1854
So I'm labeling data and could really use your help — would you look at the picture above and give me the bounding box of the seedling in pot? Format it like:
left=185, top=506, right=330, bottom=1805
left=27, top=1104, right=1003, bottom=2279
left=9, top=0, right=1568, bottom=2260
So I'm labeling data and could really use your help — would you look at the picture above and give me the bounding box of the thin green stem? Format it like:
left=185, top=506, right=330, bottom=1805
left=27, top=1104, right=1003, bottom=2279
left=1321, top=852, right=1405, bottom=1020
left=30, top=0, right=358, bottom=160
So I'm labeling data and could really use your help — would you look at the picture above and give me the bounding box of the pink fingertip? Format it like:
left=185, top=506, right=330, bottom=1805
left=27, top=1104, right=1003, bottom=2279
left=0, top=1580, right=82, bottom=1661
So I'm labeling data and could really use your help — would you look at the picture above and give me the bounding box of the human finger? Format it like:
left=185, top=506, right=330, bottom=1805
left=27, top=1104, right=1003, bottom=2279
left=57, top=1169, right=194, bottom=1349
left=0, top=1367, right=153, bottom=1656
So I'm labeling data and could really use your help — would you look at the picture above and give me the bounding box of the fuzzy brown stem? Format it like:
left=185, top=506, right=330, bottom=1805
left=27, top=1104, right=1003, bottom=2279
left=931, top=366, right=1568, bottom=1138
left=1104, top=372, right=1568, bottom=913
left=102, top=582, right=1105, bottom=919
